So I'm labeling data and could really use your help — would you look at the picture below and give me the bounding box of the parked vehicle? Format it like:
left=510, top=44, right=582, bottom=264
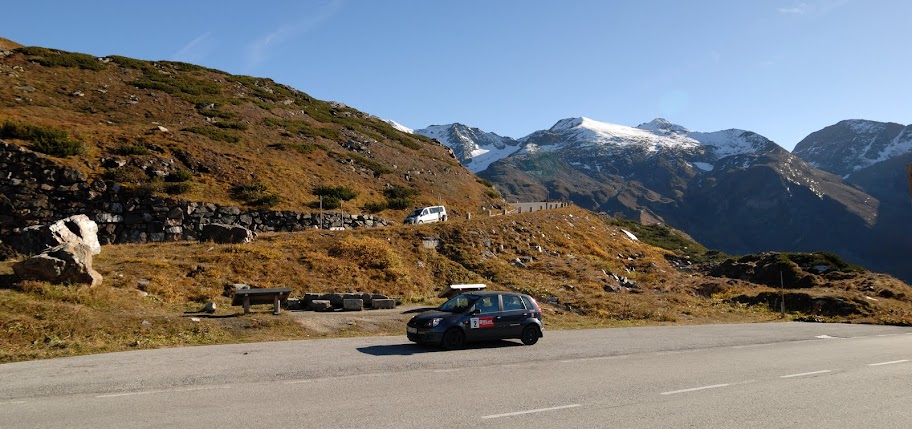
left=406, top=291, right=543, bottom=349
left=403, top=205, right=447, bottom=224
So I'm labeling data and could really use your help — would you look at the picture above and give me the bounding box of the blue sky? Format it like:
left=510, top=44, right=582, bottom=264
left=4, top=0, right=909, bottom=150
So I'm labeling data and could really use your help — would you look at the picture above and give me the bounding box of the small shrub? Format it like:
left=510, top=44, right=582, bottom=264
left=17, top=47, right=105, bottom=71
left=165, top=170, right=193, bottom=183
left=182, top=126, right=239, bottom=143
left=349, top=153, right=391, bottom=175
left=310, top=196, right=341, bottom=210
left=363, top=201, right=387, bottom=213
left=383, top=185, right=419, bottom=209
left=386, top=197, right=412, bottom=210
left=313, top=185, right=358, bottom=201
left=476, top=178, right=494, bottom=188
left=230, top=182, right=280, bottom=208
left=485, top=189, right=500, bottom=199
left=212, top=121, right=248, bottom=131
left=1, top=120, right=84, bottom=157
left=111, top=143, right=148, bottom=156
left=383, top=185, right=419, bottom=200
left=164, top=182, right=191, bottom=195
left=104, top=166, right=147, bottom=183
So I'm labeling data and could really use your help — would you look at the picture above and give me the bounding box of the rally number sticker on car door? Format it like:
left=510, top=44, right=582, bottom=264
left=470, top=317, right=494, bottom=329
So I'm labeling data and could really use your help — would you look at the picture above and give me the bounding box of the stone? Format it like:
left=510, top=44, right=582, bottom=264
left=370, top=298, right=396, bottom=309
left=202, top=301, right=217, bottom=314
left=11, top=214, right=101, bottom=255
left=343, top=299, right=363, bottom=311
left=201, top=223, right=254, bottom=244
left=224, top=283, right=250, bottom=297
left=12, top=242, right=102, bottom=286
left=309, top=300, right=333, bottom=312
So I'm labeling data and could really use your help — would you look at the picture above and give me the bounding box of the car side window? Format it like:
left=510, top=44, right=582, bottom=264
left=502, top=294, right=525, bottom=311
left=475, top=296, right=499, bottom=314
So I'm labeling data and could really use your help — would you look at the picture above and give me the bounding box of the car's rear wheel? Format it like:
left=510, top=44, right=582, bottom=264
left=521, top=325, right=540, bottom=345
left=441, top=328, right=465, bottom=350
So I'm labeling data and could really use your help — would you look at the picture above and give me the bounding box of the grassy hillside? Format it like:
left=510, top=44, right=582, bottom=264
left=3, top=207, right=911, bottom=362
left=0, top=45, right=500, bottom=217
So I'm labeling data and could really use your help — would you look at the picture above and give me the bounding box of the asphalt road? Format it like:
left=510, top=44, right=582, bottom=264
left=2, top=322, right=911, bottom=428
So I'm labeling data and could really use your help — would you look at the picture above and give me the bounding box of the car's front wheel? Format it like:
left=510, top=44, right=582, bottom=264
left=521, top=325, right=540, bottom=345
left=441, top=328, right=465, bottom=350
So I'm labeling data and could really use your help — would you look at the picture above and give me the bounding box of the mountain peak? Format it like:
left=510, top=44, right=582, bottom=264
left=549, top=117, right=587, bottom=132
left=636, top=118, right=690, bottom=134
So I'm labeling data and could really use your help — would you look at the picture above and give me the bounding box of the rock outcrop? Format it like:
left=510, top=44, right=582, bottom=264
left=10, top=214, right=101, bottom=256
left=12, top=242, right=103, bottom=286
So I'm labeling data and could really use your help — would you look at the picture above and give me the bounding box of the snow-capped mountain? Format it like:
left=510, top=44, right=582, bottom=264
left=414, top=123, right=521, bottom=173
left=793, top=119, right=912, bottom=179
left=383, top=119, right=414, bottom=134
left=518, top=117, right=777, bottom=172
left=474, top=116, right=887, bottom=279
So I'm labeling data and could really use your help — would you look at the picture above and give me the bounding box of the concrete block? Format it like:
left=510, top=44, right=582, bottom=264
left=371, top=299, right=395, bottom=309
left=309, top=300, right=333, bottom=312
left=343, top=299, right=363, bottom=311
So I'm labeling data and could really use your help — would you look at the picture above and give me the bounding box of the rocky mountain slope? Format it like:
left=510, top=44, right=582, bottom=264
left=0, top=42, right=502, bottom=242
left=414, top=123, right=521, bottom=173
left=792, top=119, right=912, bottom=281
left=462, top=116, right=896, bottom=279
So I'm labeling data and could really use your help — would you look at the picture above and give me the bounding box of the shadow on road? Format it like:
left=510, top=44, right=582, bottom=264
left=401, top=307, right=436, bottom=314
left=357, top=340, right=523, bottom=356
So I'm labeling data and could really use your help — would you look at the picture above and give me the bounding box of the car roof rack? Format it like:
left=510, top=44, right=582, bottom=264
left=439, top=283, right=487, bottom=298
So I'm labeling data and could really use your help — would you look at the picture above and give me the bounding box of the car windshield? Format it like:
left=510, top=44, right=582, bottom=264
left=438, top=294, right=477, bottom=312
left=407, top=208, right=422, bottom=217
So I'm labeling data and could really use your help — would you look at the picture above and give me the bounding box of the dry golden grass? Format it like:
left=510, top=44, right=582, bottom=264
left=4, top=206, right=910, bottom=363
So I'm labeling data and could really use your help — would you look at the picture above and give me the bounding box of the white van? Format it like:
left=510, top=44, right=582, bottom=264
left=403, top=205, right=448, bottom=224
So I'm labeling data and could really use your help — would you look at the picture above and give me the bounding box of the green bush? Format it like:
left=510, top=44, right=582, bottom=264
left=164, top=182, right=191, bottom=195
left=476, top=178, right=494, bottom=188
left=313, top=185, right=358, bottom=201
left=310, top=196, right=341, bottom=210
left=383, top=185, right=419, bottom=200
left=349, top=153, right=391, bottom=175
left=386, top=197, right=412, bottom=210
left=363, top=201, right=388, bottom=213
left=485, top=189, right=500, bottom=199
left=111, top=142, right=149, bottom=156
left=212, top=121, right=248, bottom=130
left=1, top=120, right=85, bottom=157
left=103, top=166, right=147, bottom=184
left=230, top=182, right=280, bottom=208
left=263, top=117, right=340, bottom=140
left=165, top=170, right=193, bottom=183
left=17, top=47, right=105, bottom=71
left=182, top=126, right=239, bottom=143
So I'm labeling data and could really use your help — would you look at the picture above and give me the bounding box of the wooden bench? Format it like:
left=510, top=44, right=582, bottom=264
left=231, top=287, right=292, bottom=315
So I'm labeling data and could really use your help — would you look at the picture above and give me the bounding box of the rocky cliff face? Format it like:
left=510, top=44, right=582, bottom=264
left=414, top=123, right=521, bottom=173
left=476, top=117, right=899, bottom=279
left=792, top=119, right=912, bottom=282
left=793, top=120, right=912, bottom=179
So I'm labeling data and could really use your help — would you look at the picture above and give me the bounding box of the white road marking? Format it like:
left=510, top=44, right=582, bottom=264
left=481, top=404, right=582, bottom=419
left=560, top=355, right=626, bottom=363
left=868, top=360, right=909, bottom=367
left=732, top=343, right=775, bottom=349
left=283, top=380, right=313, bottom=384
left=0, top=401, right=26, bottom=405
left=660, top=383, right=730, bottom=395
left=96, top=386, right=230, bottom=398
left=434, top=369, right=460, bottom=373
left=780, top=370, right=832, bottom=379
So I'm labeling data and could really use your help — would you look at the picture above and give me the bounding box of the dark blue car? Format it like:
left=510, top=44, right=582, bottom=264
left=406, top=291, right=544, bottom=349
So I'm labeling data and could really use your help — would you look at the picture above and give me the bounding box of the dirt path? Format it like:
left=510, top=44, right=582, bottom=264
left=287, top=305, right=433, bottom=336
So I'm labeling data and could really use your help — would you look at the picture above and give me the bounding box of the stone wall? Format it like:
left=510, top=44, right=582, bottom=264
left=1, top=141, right=389, bottom=246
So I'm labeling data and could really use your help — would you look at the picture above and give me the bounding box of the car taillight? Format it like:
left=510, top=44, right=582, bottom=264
left=530, top=297, right=542, bottom=314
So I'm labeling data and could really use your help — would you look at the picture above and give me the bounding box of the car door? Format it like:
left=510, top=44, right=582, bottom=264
left=493, top=294, right=528, bottom=338
left=465, top=295, right=499, bottom=341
